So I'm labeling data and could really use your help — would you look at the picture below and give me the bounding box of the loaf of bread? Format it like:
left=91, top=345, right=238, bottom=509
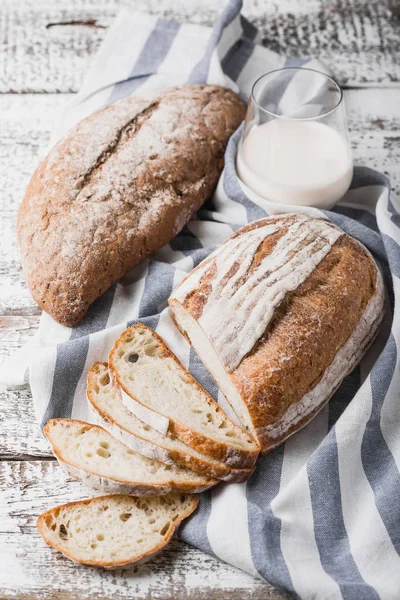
left=169, top=213, right=385, bottom=453
left=88, top=362, right=254, bottom=482
left=18, top=85, right=245, bottom=326
left=37, top=493, right=198, bottom=568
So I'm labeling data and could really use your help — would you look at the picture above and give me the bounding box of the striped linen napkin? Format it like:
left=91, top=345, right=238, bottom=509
left=2, top=0, right=400, bottom=597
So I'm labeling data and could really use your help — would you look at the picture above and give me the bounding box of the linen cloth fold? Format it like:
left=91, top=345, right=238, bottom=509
left=2, top=1, right=400, bottom=598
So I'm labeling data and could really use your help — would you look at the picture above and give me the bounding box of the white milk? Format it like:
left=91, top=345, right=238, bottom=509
left=237, top=120, right=353, bottom=208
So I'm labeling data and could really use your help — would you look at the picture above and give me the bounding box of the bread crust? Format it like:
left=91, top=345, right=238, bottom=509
left=169, top=214, right=385, bottom=452
left=109, top=326, right=260, bottom=468
left=37, top=494, right=198, bottom=569
left=88, top=363, right=254, bottom=483
left=44, top=419, right=217, bottom=494
left=18, top=85, right=246, bottom=326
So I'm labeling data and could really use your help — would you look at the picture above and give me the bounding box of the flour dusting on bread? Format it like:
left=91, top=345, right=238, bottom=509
left=174, top=214, right=343, bottom=371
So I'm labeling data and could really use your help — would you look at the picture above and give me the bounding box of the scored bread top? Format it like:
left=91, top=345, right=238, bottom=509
left=87, top=362, right=254, bottom=483
left=169, top=213, right=384, bottom=450
left=172, top=213, right=344, bottom=372
left=37, top=493, right=198, bottom=568
left=109, top=324, right=260, bottom=468
left=17, top=84, right=245, bottom=326
left=44, top=419, right=216, bottom=493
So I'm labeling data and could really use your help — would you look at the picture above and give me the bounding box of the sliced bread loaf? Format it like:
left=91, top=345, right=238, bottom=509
left=108, top=324, right=260, bottom=469
left=37, top=493, right=198, bottom=568
left=168, top=214, right=385, bottom=453
left=87, top=362, right=253, bottom=483
left=44, top=419, right=216, bottom=495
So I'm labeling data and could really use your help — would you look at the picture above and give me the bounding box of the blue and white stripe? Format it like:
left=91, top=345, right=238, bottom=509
left=2, top=1, right=400, bottom=597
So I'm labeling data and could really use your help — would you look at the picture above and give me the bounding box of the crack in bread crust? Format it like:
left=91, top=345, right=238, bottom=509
left=75, top=101, right=160, bottom=199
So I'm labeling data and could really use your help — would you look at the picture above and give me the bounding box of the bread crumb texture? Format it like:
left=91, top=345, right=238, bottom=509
left=37, top=493, right=198, bottom=568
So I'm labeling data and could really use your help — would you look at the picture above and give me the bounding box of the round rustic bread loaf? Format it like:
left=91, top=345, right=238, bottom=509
left=169, top=213, right=385, bottom=453
left=17, top=84, right=245, bottom=326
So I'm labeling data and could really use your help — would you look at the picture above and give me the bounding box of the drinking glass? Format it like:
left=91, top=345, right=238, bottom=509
left=237, top=68, right=353, bottom=209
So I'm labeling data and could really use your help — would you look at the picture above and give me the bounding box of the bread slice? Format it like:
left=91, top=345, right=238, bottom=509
left=44, top=419, right=216, bottom=495
left=37, top=493, right=198, bottom=568
left=87, top=362, right=253, bottom=483
left=108, top=324, right=260, bottom=469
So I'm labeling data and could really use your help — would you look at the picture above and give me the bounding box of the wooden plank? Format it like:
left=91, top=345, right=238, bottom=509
left=0, top=94, right=64, bottom=317
left=0, top=0, right=399, bottom=92
left=0, top=375, right=49, bottom=458
left=0, top=315, right=38, bottom=359
left=0, top=460, right=286, bottom=600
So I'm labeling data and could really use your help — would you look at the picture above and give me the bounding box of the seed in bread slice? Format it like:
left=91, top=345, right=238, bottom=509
left=37, top=493, right=198, bottom=568
left=44, top=419, right=216, bottom=495
left=108, top=324, right=260, bottom=469
left=87, top=362, right=254, bottom=483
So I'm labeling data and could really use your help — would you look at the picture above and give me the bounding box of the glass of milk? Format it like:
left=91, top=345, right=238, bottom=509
left=237, top=68, right=353, bottom=208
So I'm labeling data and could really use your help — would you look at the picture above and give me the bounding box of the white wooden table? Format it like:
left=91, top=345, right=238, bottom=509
left=0, top=1, right=399, bottom=598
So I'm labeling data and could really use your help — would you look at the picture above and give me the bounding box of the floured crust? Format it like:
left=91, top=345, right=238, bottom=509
left=18, top=85, right=246, bottom=326
left=88, top=363, right=254, bottom=483
left=169, top=214, right=385, bottom=452
left=109, top=326, right=260, bottom=469
left=37, top=494, right=198, bottom=569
